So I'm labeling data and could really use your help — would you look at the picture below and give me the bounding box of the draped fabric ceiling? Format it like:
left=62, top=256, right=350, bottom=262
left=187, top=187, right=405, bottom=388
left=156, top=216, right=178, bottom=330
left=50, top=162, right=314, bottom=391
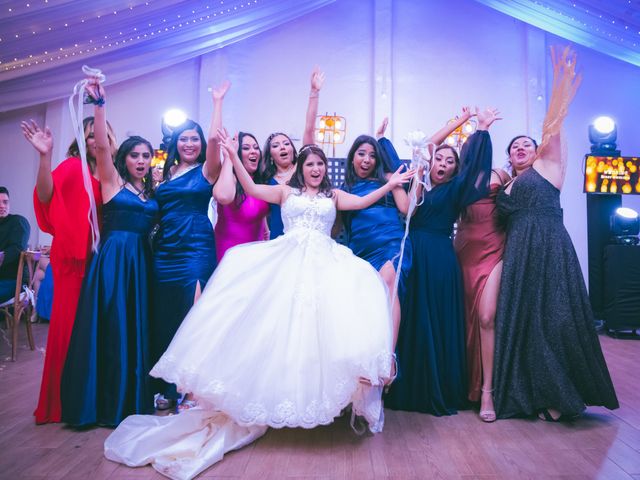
left=474, top=0, right=640, bottom=66
left=1, top=0, right=639, bottom=113
left=0, top=0, right=335, bottom=112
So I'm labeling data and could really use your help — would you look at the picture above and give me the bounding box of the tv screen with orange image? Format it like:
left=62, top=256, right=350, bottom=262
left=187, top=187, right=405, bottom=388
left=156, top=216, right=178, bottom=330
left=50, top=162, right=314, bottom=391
left=584, top=155, right=640, bottom=195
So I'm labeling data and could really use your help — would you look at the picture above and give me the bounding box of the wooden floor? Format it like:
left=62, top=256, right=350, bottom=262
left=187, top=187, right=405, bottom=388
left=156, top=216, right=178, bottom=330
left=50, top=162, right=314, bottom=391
left=1, top=323, right=639, bottom=480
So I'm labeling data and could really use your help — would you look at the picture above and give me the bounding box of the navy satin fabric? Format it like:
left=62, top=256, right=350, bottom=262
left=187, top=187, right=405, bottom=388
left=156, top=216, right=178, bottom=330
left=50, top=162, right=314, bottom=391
left=341, top=179, right=412, bottom=300
left=385, top=131, right=492, bottom=415
left=61, top=188, right=158, bottom=427
left=267, top=177, right=285, bottom=239
left=151, top=166, right=217, bottom=399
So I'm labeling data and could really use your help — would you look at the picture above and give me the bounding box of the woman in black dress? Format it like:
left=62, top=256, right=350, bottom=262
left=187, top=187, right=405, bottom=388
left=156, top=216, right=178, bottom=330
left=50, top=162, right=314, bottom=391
left=493, top=47, right=619, bottom=420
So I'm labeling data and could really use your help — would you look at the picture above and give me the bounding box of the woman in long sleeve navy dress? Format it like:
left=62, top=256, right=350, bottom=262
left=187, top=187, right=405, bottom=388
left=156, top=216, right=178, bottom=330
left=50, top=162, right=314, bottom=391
left=385, top=108, right=500, bottom=415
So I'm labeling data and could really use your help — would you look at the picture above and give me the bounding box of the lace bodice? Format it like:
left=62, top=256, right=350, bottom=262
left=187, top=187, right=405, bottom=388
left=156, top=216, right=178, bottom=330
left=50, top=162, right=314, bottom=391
left=281, top=191, right=336, bottom=237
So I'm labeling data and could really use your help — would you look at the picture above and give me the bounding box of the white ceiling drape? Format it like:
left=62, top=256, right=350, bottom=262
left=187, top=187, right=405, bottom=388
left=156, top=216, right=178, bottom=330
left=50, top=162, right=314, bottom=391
left=473, top=0, right=640, bottom=67
left=0, top=0, right=335, bottom=112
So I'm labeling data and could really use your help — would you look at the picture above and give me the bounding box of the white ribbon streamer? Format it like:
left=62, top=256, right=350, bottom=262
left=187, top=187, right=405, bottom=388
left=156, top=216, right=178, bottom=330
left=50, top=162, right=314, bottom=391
left=68, top=65, right=106, bottom=253
left=389, top=132, right=436, bottom=309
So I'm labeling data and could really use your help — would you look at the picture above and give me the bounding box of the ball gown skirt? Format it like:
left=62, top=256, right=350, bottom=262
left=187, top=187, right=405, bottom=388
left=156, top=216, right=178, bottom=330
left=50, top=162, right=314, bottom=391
left=61, top=189, right=158, bottom=427
left=493, top=167, right=619, bottom=418
left=105, top=192, right=393, bottom=480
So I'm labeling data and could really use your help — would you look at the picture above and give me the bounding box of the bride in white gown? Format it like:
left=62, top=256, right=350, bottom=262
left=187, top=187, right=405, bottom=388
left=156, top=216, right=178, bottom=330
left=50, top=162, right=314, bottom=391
left=104, top=134, right=414, bottom=480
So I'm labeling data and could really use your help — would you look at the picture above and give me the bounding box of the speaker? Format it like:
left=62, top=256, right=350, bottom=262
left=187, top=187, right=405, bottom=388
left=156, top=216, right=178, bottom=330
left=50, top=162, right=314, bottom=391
left=586, top=193, right=621, bottom=318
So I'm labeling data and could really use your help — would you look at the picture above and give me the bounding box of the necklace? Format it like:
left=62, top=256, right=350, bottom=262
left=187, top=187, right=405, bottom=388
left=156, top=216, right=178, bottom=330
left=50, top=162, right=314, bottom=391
left=274, top=166, right=294, bottom=181
left=171, top=162, right=199, bottom=180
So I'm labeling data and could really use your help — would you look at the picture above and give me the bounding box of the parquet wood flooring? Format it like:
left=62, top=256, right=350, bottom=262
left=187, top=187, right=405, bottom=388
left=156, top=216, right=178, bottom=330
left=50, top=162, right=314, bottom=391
left=1, top=323, right=638, bottom=479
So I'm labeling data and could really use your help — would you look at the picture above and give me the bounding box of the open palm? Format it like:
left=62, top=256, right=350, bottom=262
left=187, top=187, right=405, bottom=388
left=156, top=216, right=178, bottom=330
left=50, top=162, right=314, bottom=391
left=21, top=120, right=53, bottom=155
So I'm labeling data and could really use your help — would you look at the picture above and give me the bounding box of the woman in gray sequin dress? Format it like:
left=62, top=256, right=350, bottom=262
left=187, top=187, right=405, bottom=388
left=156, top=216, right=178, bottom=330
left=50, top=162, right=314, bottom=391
left=492, top=48, right=619, bottom=420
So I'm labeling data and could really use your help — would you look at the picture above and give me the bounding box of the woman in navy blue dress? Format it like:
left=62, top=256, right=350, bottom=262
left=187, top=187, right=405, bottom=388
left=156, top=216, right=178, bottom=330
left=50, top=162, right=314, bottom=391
left=152, top=96, right=223, bottom=408
left=385, top=108, right=500, bottom=415
left=61, top=78, right=157, bottom=427
left=259, top=68, right=325, bottom=238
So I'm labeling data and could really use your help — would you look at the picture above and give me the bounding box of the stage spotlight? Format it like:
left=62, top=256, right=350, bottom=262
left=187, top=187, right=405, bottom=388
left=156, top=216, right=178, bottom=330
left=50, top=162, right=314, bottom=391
left=589, top=115, right=619, bottom=155
left=161, top=108, right=188, bottom=149
left=610, top=207, right=639, bottom=245
left=163, top=109, right=187, bottom=127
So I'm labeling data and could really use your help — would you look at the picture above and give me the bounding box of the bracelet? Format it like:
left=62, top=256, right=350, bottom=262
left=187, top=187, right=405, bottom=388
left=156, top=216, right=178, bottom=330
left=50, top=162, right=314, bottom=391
left=309, top=92, right=319, bottom=99
left=83, top=93, right=105, bottom=106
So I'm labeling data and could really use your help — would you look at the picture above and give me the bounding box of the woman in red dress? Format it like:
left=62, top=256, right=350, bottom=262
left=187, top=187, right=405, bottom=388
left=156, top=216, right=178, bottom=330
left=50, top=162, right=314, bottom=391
left=21, top=117, right=116, bottom=424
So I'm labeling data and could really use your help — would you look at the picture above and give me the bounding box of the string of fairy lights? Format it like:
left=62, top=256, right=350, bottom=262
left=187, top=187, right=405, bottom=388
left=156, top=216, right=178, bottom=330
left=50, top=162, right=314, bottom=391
left=1, top=1, right=639, bottom=75
left=0, top=0, right=261, bottom=72
left=528, top=0, right=640, bottom=47
left=477, top=0, right=640, bottom=47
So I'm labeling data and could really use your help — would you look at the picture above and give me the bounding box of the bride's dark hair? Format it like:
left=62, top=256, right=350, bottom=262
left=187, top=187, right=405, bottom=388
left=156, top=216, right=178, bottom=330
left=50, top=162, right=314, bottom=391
left=288, top=144, right=333, bottom=197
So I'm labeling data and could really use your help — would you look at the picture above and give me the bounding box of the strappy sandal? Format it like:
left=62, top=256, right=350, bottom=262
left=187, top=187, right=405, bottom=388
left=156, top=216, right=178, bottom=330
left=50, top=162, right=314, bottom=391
left=479, top=388, right=496, bottom=423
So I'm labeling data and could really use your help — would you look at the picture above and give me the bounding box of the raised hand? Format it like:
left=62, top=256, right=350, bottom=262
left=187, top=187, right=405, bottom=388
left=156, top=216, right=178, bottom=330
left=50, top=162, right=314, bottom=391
left=216, top=128, right=239, bottom=155
left=388, top=165, right=416, bottom=189
left=310, top=66, right=325, bottom=93
left=476, top=107, right=502, bottom=130
left=459, top=106, right=474, bottom=121
left=212, top=80, right=231, bottom=101
left=21, top=119, right=53, bottom=155
left=375, top=117, right=389, bottom=140
left=85, top=75, right=105, bottom=102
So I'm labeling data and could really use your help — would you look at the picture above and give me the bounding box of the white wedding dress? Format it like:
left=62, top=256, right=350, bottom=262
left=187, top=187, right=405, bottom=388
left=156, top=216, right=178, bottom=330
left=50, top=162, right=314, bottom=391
left=105, top=190, right=393, bottom=480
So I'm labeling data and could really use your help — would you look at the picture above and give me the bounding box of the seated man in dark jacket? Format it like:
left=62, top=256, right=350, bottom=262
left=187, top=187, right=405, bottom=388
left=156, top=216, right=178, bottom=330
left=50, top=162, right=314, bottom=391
left=0, top=186, right=31, bottom=303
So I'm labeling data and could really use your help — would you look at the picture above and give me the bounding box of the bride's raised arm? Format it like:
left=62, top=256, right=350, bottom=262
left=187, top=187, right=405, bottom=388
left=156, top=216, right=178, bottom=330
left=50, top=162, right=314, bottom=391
left=218, top=128, right=285, bottom=205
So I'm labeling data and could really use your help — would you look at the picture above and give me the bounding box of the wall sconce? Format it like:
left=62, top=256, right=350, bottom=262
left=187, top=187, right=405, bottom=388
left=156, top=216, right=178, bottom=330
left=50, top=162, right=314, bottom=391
left=444, top=117, right=476, bottom=149
left=315, top=113, right=346, bottom=157
left=152, top=149, right=167, bottom=169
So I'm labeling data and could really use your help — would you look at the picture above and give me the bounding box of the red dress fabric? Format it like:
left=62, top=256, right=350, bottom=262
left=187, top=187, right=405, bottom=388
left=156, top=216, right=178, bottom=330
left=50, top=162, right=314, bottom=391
left=453, top=183, right=505, bottom=402
left=32, top=157, right=102, bottom=424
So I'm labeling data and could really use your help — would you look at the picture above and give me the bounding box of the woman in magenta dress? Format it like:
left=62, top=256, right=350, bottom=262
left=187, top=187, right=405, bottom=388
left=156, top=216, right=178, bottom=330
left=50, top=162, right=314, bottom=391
left=214, top=131, right=269, bottom=260
left=207, top=82, right=268, bottom=260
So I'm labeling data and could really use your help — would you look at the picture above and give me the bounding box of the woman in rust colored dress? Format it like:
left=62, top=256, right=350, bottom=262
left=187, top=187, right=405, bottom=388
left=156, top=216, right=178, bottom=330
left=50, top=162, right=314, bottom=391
left=454, top=168, right=510, bottom=422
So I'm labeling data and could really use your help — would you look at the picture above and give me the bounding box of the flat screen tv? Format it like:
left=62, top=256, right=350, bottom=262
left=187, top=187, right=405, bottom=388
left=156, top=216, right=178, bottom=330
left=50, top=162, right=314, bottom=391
left=584, top=155, right=640, bottom=195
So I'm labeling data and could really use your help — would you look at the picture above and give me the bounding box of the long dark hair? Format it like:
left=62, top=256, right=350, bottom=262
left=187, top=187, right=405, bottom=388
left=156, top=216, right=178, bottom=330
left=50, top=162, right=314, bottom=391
left=67, top=116, right=117, bottom=159
left=343, top=135, right=387, bottom=191
left=288, top=144, right=333, bottom=197
left=506, top=135, right=538, bottom=177
left=259, top=132, right=298, bottom=183
left=234, top=132, right=262, bottom=206
left=114, top=136, right=155, bottom=198
left=163, top=120, right=207, bottom=180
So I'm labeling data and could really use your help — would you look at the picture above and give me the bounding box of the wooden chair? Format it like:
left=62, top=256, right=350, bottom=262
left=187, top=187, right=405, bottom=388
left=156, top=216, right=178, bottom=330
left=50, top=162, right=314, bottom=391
left=0, top=251, right=40, bottom=360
